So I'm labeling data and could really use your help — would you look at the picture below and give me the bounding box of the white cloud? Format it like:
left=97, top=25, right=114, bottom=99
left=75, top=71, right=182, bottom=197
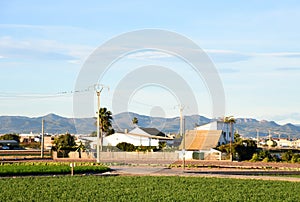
left=205, top=49, right=300, bottom=59
left=254, top=52, right=300, bottom=58
left=204, top=49, right=238, bottom=54
left=0, top=36, right=94, bottom=62
left=127, top=51, right=172, bottom=60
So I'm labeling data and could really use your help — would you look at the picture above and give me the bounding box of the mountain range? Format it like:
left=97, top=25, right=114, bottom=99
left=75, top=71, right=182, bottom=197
left=0, top=112, right=300, bottom=138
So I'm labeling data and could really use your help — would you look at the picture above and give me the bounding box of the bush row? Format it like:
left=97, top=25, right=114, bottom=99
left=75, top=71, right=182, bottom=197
left=250, top=150, right=300, bottom=163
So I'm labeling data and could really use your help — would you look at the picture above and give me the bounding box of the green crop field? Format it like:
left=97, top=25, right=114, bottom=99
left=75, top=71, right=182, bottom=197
left=0, top=176, right=299, bottom=201
left=0, top=162, right=110, bottom=176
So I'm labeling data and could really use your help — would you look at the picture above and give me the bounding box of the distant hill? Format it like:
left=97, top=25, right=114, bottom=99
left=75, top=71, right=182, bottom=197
left=112, top=112, right=210, bottom=134
left=235, top=118, right=300, bottom=138
left=0, top=113, right=300, bottom=138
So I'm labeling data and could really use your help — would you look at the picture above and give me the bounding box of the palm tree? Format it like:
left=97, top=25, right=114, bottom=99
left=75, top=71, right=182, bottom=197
left=132, top=117, right=138, bottom=127
left=98, top=107, right=115, bottom=151
left=224, top=116, right=236, bottom=160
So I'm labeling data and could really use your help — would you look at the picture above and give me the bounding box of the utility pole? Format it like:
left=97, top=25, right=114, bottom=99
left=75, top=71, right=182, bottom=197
left=41, top=119, right=44, bottom=158
left=179, top=105, right=184, bottom=137
left=256, top=129, right=259, bottom=147
left=95, top=84, right=109, bottom=163
left=183, top=117, right=186, bottom=170
left=178, top=105, right=185, bottom=169
left=96, top=90, right=101, bottom=163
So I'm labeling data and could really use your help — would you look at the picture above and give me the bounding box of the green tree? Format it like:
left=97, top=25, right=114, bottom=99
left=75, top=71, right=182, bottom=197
left=234, top=139, right=257, bottom=161
left=291, top=154, right=300, bottom=163
left=217, top=134, right=257, bottom=161
left=224, top=116, right=236, bottom=160
left=159, top=141, right=167, bottom=150
left=52, top=133, right=76, bottom=157
left=282, top=150, right=293, bottom=162
left=132, top=117, right=138, bottom=126
left=250, top=150, right=279, bottom=162
left=98, top=108, right=115, bottom=137
left=234, top=132, right=242, bottom=142
left=116, top=142, right=136, bottom=152
left=0, top=133, right=20, bottom=143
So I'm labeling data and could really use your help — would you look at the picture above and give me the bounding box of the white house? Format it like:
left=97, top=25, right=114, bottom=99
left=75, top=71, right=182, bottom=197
left=274, top=138, right=292, bottom=148
left=104, top=132, right=159, bottom=147
left=80, top=131, right=173, bottom=150
left=195, top=121, right=234, bottom=144
left=129, top=127, right=166, bottom=137
left=129, top=127, right=174, bottom=146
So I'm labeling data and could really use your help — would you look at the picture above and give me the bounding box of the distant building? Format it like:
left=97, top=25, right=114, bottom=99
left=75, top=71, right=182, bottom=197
left=129, top=127, right=166, bottom=137
left=129, top=127, right=174, bottom=146
left=0, top=140, right=19, bottom=149
left=80, top=130, right=173, bottom=150
left=178, top=121, right=234, bottom=160
left=274, top=138, right=292, bottom=148
left=194, top=121, right=234, bottom=144
left=19, top=132, right=39, bottom=143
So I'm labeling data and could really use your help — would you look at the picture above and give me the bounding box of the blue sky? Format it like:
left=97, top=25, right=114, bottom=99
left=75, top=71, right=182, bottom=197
left=0, top=1, right=300, bottom=124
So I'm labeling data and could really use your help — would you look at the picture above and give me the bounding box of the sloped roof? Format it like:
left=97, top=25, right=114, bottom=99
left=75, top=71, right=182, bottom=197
left=139, top=127, right=166, bottom=137
left=0, top=140, right=19, bottom=145
left=179, top=130, right=222, bottom=151
left=80, top=132, right=173, bottom=143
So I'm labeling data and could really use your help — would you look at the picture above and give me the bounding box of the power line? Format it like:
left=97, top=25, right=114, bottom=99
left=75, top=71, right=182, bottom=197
left=0, top=88, right=92, bottom=99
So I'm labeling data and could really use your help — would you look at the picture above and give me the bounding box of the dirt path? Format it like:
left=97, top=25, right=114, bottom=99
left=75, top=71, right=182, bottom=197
left=110, top=166, right=300, bottom=182
left=2, top=159, right=300, bottom=182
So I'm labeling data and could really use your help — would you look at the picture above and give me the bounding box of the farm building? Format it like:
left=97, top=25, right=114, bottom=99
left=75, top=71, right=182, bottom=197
left=178, top=121, right=234, bottom=160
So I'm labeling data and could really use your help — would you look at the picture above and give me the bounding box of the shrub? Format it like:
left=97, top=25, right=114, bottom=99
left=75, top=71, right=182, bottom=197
left=262, top=157, right=270, bottom=162
left=291, top=154, right=300, bottom=163
left=282, top=150, right=293, bottom=162
left=116, top=142, right=136, bottom=152
left=250, top=153, right=259, bottom=162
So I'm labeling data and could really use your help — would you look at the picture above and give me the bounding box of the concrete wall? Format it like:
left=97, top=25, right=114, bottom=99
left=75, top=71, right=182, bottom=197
left=98, top=151, right=179, bottom=161
left=53, top=151, right=179, bottom=161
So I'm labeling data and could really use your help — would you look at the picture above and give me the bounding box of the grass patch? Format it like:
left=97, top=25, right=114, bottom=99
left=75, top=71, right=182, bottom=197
left=0, top=162, right=110, bottom=176
left=0, top=176, right=300, bottom=201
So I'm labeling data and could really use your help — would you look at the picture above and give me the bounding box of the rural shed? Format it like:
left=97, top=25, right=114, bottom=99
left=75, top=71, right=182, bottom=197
left=178, top=130, right=222, bottom=160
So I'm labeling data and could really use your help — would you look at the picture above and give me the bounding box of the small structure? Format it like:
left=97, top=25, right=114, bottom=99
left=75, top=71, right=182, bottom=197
left=293, top=139, right=300, bottom=148
left=0, top=140, right=19, bottom=149
left=19, top=132, right=39, bottom=143
left=178, top=121, right=235, bottom=160
left=179, top=130, right=222, bottom=160
left=194, top=121, right=233, bottom=144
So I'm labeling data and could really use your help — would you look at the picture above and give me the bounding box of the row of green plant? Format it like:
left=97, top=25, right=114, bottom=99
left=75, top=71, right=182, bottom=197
left=250, top=150, right=300, bottom=163
left=116, top=142, right=166, bottom=152
left=0, top=162, right=110, bottom=176
left=0, top=176, right=299, bottom=201
left=216, top=133, right=300, bottom=163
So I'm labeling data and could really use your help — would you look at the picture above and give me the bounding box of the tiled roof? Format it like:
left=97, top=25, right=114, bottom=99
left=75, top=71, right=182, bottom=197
left=179, top=130, right=222, bottom=150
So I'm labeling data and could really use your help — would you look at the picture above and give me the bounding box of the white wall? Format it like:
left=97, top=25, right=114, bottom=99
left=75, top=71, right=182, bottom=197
left=195, top=121, right=234, bottom=144
left=104, top=133, right=159, bottom=147
left=81, top=133, right=159, bottom=149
